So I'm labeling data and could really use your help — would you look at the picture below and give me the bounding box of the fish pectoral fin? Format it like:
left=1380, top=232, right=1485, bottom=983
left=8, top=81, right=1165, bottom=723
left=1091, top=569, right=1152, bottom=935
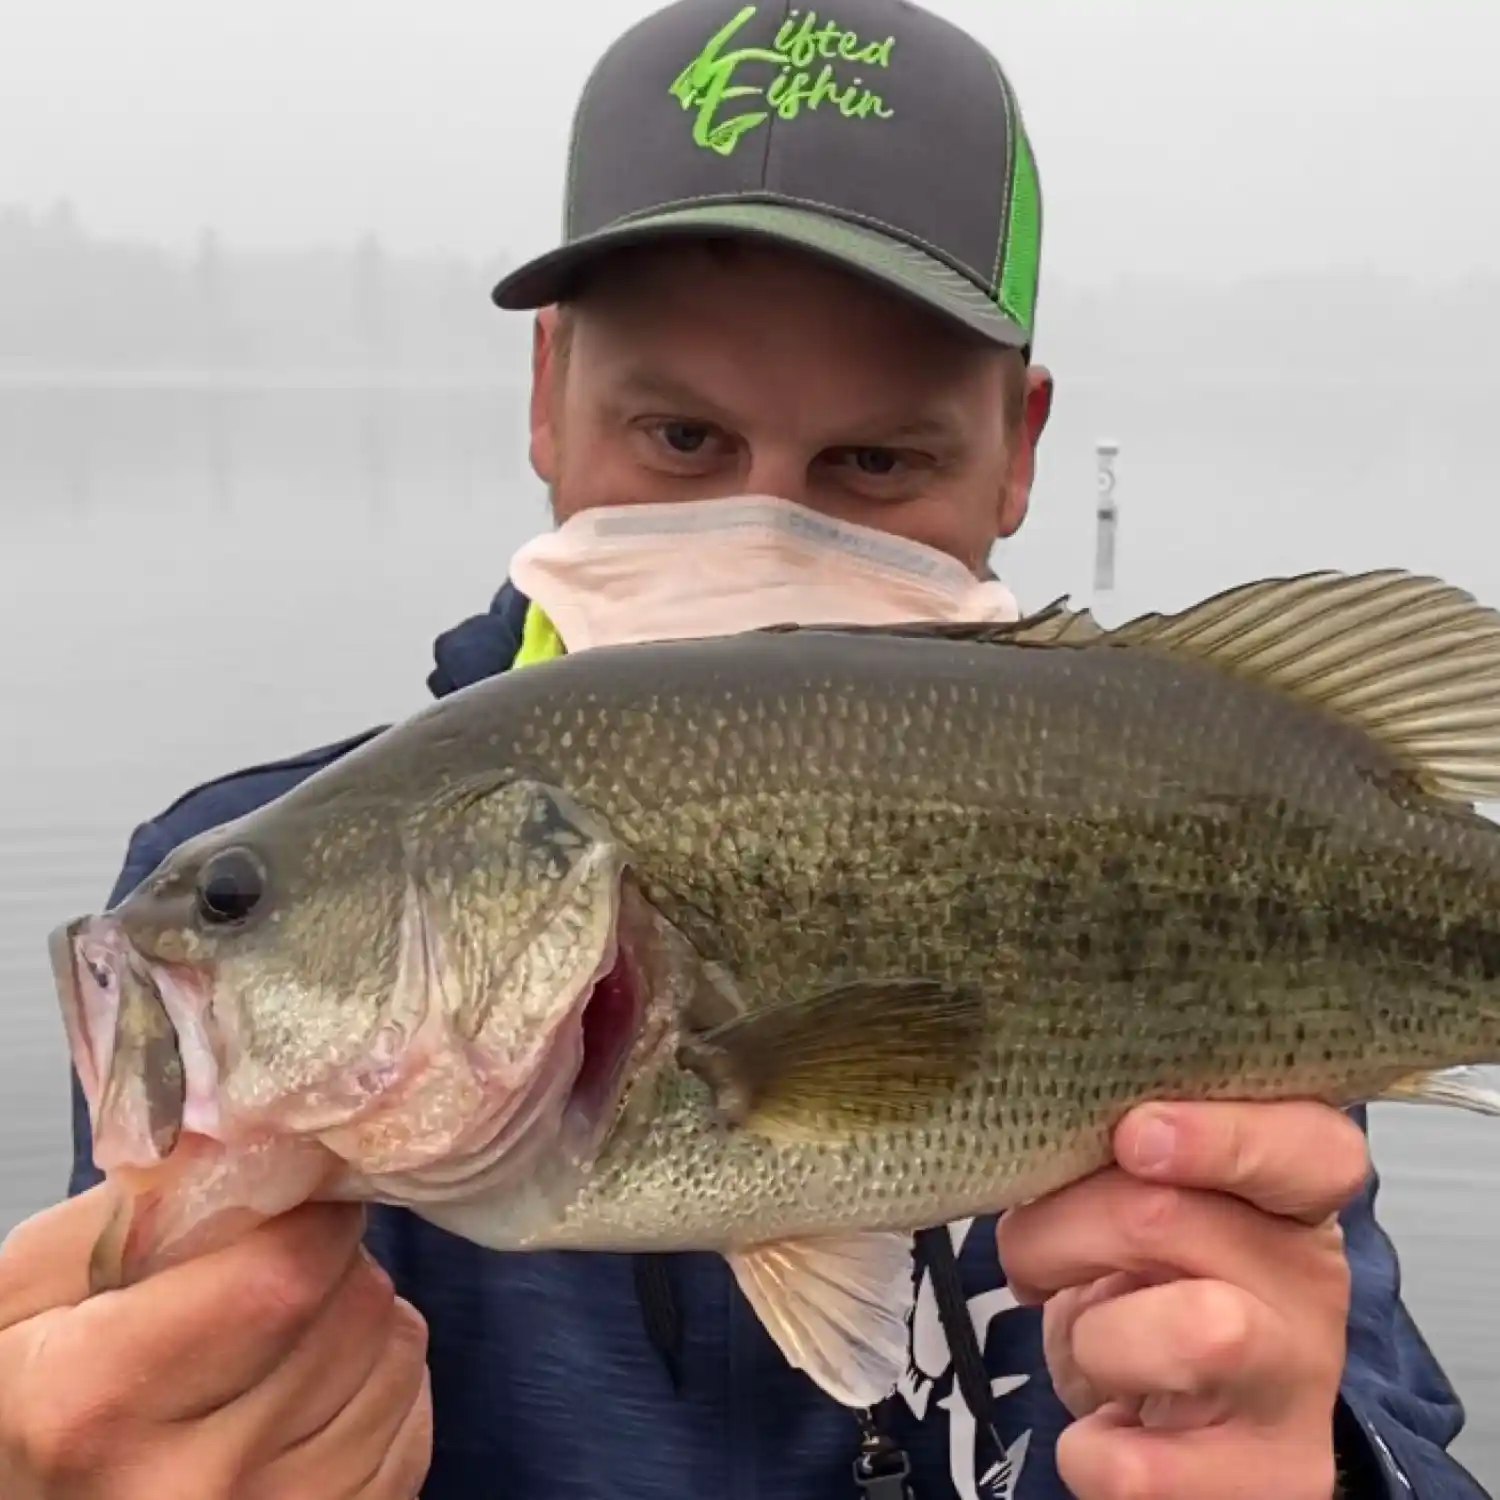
left=1377, top=1066, right=1500, bottom=1117
left=725, top=1230, right=916, bottom=1408
left=684, top=978, right=986, bottom=1146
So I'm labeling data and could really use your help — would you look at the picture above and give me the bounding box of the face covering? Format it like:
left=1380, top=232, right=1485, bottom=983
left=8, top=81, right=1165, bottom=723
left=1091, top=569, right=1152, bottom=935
left=507, top=495, right=1020, bottom=653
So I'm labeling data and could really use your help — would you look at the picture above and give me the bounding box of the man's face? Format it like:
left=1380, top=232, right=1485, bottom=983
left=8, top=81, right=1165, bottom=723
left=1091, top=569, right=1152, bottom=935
left=526, top=241, right=1053, bottom=573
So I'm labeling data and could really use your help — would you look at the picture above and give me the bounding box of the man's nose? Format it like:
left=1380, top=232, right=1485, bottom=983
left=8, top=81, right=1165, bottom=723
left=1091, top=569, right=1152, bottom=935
left=741, top=449, right=811, bottom=506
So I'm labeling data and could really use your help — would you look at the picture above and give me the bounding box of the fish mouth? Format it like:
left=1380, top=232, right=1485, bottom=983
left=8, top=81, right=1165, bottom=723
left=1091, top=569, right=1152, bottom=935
left=52, top=918, right=358, bottom=1290
left=51, top=917, right=104, bottom=1102
left=52, top=916, right=185, bottom=1169
left=52, top=916, right=225, bottom=1171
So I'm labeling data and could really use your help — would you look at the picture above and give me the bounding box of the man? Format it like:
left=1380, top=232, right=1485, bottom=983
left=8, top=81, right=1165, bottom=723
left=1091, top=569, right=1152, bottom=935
left=0, top=2, right=1488, bottom=1498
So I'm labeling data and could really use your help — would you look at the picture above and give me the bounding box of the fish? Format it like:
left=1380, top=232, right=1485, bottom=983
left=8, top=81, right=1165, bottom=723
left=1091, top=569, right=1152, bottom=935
left=50, top=566, right=1500, bottom=1410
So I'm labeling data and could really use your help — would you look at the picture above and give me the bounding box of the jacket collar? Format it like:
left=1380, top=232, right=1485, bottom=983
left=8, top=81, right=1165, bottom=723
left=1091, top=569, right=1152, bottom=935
left=426, top=581, right=531, bottom=699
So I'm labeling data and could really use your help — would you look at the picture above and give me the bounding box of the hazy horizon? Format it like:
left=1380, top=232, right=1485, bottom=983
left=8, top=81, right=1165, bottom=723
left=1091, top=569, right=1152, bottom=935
left=4, top=201, right=1498, bottom=387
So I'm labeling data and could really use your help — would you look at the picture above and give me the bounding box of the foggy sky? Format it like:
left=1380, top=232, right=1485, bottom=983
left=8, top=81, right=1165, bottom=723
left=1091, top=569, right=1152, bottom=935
left=6, top=0, right=1498, bottom=286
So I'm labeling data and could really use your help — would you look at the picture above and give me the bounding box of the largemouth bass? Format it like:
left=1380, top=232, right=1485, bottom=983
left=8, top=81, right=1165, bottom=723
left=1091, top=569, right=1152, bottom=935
left=51, top=568, right=1500, bottom=1408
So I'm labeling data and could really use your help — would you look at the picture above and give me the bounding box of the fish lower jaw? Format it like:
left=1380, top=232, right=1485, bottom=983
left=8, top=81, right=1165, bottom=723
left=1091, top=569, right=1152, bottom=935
left=91, top=1130, right=348, bottom=1290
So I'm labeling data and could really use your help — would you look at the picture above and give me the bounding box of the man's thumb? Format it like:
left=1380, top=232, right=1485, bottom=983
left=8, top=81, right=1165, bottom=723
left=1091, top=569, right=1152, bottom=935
left=0, top=1186, right=121, bottom=1327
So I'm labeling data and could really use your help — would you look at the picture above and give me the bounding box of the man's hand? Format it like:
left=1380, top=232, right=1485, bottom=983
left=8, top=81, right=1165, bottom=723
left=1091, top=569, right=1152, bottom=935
left=0, top=1187, right=432, bottom=1500
left=996, top=1100, right=1369, bottom=1500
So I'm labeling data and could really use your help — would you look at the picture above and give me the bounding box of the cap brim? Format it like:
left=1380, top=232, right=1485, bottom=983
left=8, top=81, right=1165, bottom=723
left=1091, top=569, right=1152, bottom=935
left=491, top=201, right=1029, bottom=351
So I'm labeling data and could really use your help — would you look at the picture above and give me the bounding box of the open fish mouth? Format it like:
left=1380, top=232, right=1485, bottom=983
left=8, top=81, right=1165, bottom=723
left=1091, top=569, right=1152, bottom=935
left=52, top=917, right=197, bottom=1171
left=53, top=916, right=350, bottom=1293
left=51, top=916, right=116, bottom=1112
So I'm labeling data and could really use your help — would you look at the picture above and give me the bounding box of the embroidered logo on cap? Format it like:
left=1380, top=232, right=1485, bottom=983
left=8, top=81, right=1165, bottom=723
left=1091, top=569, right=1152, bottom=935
left=669, top=5, right=896, bottom=156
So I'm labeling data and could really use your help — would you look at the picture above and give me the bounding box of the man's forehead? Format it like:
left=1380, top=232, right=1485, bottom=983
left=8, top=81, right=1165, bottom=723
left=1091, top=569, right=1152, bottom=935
left=604, top=359, right=974, bottom=442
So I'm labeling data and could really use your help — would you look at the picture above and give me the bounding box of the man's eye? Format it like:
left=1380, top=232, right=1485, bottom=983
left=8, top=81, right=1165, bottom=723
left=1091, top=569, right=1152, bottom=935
left=837, top=447, right=903, bottom=476
left=656, top=421, right=714, bottom=455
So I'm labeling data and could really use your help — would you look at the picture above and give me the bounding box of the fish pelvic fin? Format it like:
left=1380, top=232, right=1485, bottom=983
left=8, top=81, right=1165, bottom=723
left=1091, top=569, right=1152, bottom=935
left=1377, top=1065, right=1500, bottom=1117
left=681, top=978, right=987, bottom=1147
left=725, top=1230, right=915, bottom=1408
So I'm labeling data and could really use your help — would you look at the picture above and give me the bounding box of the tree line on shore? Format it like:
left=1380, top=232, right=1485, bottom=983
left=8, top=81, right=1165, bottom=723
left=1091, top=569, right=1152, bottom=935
left=2, top=200, right=1495, bottom=381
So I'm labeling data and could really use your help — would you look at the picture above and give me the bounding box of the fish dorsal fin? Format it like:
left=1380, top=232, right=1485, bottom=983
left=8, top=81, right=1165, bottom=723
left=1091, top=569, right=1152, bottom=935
left=753, top=597, right=1105, bottom=647
left=754, top=569, right=1500, bottom=805
left=1098, top=569, right=1500, bottom=805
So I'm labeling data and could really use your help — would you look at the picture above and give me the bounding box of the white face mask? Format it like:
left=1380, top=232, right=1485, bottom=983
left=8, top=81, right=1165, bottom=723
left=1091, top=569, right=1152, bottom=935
left=508, top=496, right=1019, bottom=653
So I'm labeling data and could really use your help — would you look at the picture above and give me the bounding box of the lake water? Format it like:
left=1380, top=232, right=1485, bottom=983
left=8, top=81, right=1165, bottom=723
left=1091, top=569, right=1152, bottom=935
left=1, top=373, right=1498, bottom=1487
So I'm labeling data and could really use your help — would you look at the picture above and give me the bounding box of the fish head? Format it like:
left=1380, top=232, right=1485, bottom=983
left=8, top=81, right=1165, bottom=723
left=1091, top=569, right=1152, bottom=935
left=57, top=796, right=418, bottom=1156
left=51, top=771, right=657, bottom=1286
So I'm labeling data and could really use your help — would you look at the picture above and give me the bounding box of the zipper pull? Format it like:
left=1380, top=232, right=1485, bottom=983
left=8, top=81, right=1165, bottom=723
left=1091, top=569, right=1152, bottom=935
left=852, top=1408, right=916, bottom=1500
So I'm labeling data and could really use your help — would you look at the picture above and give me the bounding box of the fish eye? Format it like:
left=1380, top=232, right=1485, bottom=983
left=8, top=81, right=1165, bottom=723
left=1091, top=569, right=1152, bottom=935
left=195, top=848, right=266, bottom=927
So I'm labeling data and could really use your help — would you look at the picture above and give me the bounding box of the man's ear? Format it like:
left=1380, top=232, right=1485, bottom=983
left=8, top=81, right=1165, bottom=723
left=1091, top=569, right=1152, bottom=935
left=997, top=362, right=1054, bottom=538
left=529, top=307, right=563, bottom=485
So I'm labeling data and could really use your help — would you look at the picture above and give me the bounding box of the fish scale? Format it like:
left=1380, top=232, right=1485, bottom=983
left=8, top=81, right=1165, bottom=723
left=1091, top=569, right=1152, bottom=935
left=51, top=567, right=1500, bottom=1411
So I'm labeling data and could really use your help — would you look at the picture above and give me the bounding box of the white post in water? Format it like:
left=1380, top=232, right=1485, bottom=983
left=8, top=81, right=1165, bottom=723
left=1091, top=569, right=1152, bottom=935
left=1094, top=439, right=1120, bottom=592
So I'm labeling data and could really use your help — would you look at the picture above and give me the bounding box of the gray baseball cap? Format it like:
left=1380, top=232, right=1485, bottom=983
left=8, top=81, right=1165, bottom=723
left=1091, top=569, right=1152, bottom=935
left=491, top=0, right=1043, bottom=352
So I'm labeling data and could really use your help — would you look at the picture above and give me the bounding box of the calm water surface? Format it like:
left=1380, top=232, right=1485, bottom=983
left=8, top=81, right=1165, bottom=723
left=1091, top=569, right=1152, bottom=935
left=1, top=376, right=1497, bottom=1486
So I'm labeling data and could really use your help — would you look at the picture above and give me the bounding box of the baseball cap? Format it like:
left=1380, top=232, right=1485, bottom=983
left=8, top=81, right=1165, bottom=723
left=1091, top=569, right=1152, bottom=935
left=491, top=0, right=1043, bottom=352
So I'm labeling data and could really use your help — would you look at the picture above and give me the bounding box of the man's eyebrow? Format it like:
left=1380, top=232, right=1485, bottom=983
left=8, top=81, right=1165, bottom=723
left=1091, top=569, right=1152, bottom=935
left=610, top=368, right=726, bottom=414
left=609, top=369, right=968, bottom=448
left=835, top=411, right=968, bottom=447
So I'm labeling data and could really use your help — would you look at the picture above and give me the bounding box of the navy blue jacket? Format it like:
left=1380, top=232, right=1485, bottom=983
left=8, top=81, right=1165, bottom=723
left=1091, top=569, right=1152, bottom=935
left=68, top=583, right=1491, bottom=1500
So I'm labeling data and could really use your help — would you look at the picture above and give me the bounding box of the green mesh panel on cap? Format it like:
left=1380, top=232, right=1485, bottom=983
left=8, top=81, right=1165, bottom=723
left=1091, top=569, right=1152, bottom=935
left=998, top=126, right=1040, bottom=335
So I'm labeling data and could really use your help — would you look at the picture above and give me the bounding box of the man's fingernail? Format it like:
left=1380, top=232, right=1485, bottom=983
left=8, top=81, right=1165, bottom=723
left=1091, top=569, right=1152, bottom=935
left=1130, top=1111, right=1177, bottom=1175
